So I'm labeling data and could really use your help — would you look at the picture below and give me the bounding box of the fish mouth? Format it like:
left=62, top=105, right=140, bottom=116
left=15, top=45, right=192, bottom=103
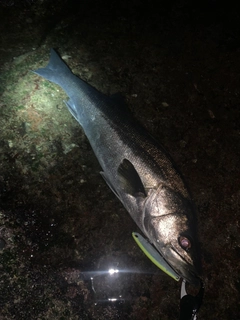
left=167, top=245, right=200, bottom=286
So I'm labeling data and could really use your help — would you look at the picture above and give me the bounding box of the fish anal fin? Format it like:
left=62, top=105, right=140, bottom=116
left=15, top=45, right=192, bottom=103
left=64, top=99, right=78, bottom=121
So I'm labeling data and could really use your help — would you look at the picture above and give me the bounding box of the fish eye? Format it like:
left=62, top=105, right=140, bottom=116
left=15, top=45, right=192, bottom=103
left=179, top=236, right=191, bottom=251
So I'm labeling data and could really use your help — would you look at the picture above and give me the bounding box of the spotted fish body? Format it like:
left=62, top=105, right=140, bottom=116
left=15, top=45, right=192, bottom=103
left=34, top=49, right=200, bottom=285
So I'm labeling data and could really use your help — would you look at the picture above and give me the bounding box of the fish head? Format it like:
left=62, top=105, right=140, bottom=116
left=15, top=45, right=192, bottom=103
left=143, top=185, right=200, bottom=286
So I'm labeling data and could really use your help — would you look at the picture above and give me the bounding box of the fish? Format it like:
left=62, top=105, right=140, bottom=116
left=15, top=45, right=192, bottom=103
left=33, top=49, right=201, bottom=285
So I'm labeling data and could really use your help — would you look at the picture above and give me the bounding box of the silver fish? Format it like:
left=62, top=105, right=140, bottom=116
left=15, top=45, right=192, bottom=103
left=33, top=49, right=201, bottom=285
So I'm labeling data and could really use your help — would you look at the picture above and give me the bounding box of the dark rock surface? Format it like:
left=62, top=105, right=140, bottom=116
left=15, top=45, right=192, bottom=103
left=0, top=0, right=240, bottom=319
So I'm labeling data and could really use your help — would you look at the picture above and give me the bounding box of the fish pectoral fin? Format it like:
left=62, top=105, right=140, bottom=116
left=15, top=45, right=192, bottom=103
left=117, top=159, right=147, bottom=197
left=100, top=171, right=120, bottom=199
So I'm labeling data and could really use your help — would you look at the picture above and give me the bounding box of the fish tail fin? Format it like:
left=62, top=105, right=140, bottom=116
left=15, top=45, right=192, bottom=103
left=33, top=49, right=71, bottom=86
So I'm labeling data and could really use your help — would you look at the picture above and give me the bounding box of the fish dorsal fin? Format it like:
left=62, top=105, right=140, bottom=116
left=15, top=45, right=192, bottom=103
left=117, top=159, right=146, bottom=197
left=110, top=93, right=126, bottom=106
left=109, top=93, right=130, bottom=115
